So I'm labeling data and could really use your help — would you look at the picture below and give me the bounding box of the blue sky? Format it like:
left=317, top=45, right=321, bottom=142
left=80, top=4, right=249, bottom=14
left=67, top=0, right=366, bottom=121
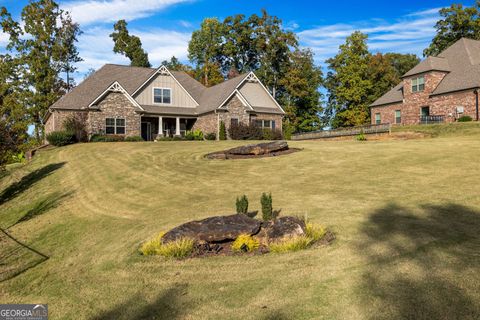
left=0, top=0, right=474, bottom=80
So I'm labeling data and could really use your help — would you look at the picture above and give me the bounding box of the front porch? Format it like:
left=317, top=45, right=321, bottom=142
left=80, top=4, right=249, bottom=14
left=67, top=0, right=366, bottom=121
left=140, top=116, right=196, bottom=141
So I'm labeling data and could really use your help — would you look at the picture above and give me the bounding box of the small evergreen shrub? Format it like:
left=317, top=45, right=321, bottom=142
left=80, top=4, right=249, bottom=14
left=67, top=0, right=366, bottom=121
left=356, top=132, right=367, bottom=141
left=228, top=123, right=263, bottom=140
left=125, top=136, right=144, bottom=142
left=185, top=129, right=204, bottom=141
left=205, top=132, right=216, bottom=140
left=458, top=115, right=473, bottom=122
left=90, top=134, right=124, bottom=142
left=236, top=195, right=249, bottom=214
left=232, top=234, right=259, bottom=252
left=46, top=131, right=76, bottom=146
left=268, top=236, right=313, bottom=253
left=219, top=121, right=227, bottom=140
left=261, top=193, right=273, bottom=221
left=140, top=232, right=195, bottom=258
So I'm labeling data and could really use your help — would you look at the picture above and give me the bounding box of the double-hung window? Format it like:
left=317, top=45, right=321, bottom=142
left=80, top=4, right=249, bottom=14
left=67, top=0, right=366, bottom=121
left=153, top=88, right=171, bottom=104
left=395, top=110, right=401, bottom=124
left=105, top=118, right=126, bottom=134
left=375, top=113, right=381, bottom=125
left=412, top=76, right=425, bottom=93
left=254, top=119, right=276, bottom=129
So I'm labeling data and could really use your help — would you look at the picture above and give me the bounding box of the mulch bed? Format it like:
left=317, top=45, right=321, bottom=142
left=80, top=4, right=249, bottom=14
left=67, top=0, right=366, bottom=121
left=206, top=148, right=302, bottom=160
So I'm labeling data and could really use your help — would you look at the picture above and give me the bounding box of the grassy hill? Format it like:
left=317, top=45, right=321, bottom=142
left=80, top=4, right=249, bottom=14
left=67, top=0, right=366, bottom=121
left=1, top=123, right=480, bottom=319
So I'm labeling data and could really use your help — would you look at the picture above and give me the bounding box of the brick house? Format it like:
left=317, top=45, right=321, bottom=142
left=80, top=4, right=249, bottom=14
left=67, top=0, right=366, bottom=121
left=370, top=38, right=480, bottom=125
left=44, top=65, right=284, bottom=140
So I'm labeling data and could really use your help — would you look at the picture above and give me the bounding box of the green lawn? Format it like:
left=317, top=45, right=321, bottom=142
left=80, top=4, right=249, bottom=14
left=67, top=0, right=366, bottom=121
left=1, top=124, right=480, bottom=319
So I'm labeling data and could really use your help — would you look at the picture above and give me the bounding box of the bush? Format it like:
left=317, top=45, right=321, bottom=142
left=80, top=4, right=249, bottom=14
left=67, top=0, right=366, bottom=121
left=46, top=131, right=76, bottom=146
left=262, top=128, right=283, bottom=140
left=305, top=223, right=326, bottom=242
left=458, top=115, right=473, bottom=122
left=283, top=123, right=295, bottom=140
left=261, top=193, right=273, bottom=221
left=236, top=195, right=249, bottom=214
left=185, top=129, right=204, bottom=141
left=232, top=234, right=259, bottom=253
left=205, top=132, right=216, bottom=140
left=140, top=232, right=195, bottom=258
left=90, top=134, right=124, bottom=142
left=124, top=136, right=144, bottom=142
left=219, top=121, right=227, bottom=140
left=268, top=236, right=313, bottom=253
left=356, top=132, right=367, bottom=141
left=63, top=115, right=87, bottom=142
left=229, top=123, right=263, bottom=140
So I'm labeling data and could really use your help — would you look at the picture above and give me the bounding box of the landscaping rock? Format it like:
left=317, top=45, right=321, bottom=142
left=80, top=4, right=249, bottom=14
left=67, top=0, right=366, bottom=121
left=260, top=216, right=306, bottom=241
left=227, top=141, right=289, bottom=156
left=162, top=214, right=261, bottom=243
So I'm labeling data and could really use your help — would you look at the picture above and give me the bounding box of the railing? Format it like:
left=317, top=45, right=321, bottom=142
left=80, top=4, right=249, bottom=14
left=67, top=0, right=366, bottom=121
left=419, top=115, right=445, bottom=124
left=291, top=123, right=391, bottom=141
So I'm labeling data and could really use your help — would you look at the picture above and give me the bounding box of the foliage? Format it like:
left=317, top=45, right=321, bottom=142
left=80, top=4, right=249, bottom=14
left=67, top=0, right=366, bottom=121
left=236, top=195, right=249, bottom=214
left=458, top=115, right=473, bottom=122
left=424, top=3, right=480, bottom=57
left=305, top=223, right=326, bottom=242
left=262, top=128, right=283, bottom=140
left=161, top=56, right=191, bottom=72
left=185, top=129, right=204, bottom=141
left=140, top=233, right=195, bottom=259
left=124, top=136, right=144, bottom=142
left=194, top=62, right=224, bottom=87
left=46, top=131, right=76, bottom=146
left=324, top=32, right=419, bottom=128
left=356, top=132, right=367, bottom=141
left=261, top=193, right=273, bottom=221
left=11, top=152, right=26, bottom=164
left=228, top=123, right=263, bottom=140
left=231, top=234, right=259, bottom=253
left=219, top=121, right=227, bottom=140
left=90, top=134, right=125, bottom=142
left=63, top=115, right=87, bottom=142
left=0, top=0, right=83, bottom=142
left=204, top=132, right=216, bottom=140
left=268, top=236, right=313, bottom=253
left=110, top=20, right=150, bottom=68
left=156, top=136, right=186, bottom=141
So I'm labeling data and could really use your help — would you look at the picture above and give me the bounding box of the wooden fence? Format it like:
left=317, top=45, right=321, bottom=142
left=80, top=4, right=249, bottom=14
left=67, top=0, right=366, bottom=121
left=291, top=124, right=391, bottom=141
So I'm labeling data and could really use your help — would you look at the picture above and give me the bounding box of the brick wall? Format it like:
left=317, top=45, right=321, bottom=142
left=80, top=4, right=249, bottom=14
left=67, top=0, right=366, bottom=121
left=44, top=110, right=88, bottom=135
left=87, top=92, right=141, bottom=137
left=371, top=71, right=478, bottom=125
left=251, top=113, right=283, bottom=131
left=218, top=95, right=251, bottom=129
left=193, top=112, right=217, bottom=135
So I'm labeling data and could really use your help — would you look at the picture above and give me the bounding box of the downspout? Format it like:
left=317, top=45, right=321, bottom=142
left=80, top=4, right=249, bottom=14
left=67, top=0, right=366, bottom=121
left=475, top=89, right=479, bottom=121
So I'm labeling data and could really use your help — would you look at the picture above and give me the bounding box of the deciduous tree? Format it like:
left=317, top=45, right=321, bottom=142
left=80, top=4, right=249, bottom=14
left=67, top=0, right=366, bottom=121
left=110, top=20, right=151, bottom=68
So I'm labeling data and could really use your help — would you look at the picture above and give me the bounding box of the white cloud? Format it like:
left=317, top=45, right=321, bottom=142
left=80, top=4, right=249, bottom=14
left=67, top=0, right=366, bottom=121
left=298, top=7, right=441, bottom=66
left=73, top=26, right=190, bottom=81
left=61, top=0, right=193, bottom=26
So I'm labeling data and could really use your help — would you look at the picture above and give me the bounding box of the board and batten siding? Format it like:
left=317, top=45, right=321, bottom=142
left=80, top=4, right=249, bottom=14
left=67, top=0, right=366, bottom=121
left=134, top=74, right=197, bottom=107
left=238, top=82, right=278, bottom=109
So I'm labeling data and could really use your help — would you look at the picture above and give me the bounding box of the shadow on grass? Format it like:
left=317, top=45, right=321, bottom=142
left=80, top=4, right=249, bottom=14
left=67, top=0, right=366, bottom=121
left=358, top=203, right=480, bottom=319
left=0, top=162, right=66, bottom=205
left=91, top=283, right=191, bottom=320
left=9, top=191, right=73, bottom=228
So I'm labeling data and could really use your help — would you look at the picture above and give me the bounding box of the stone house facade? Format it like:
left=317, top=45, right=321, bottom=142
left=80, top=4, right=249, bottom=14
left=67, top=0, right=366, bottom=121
left=44, top=65, right=285, bottom=141
left=370, top=38, right=480, bottom=125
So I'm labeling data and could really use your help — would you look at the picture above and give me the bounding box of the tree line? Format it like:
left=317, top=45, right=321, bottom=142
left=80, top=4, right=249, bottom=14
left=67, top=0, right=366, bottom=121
left=1, top=0, right=479, bottom=169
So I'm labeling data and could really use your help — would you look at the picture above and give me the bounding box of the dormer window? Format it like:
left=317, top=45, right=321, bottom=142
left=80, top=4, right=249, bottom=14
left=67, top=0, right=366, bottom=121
left=412, top=76, right=425, bottom=93
left=153, top=88, right=171, bottom=104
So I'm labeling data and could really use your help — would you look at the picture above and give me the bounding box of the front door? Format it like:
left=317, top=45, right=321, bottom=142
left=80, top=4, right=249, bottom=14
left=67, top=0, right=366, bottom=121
left=141, top=122, right=152, bottom=141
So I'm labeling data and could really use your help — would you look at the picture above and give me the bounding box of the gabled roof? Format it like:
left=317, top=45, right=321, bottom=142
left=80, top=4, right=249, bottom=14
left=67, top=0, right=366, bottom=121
left=50, top=64, right=284, bottom=115
left=371, top=38, right=480, bottom=107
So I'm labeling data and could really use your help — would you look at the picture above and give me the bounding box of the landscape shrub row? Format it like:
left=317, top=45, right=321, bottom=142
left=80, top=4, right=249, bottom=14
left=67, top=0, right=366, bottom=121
left=228, top=123, right=283, bottom=140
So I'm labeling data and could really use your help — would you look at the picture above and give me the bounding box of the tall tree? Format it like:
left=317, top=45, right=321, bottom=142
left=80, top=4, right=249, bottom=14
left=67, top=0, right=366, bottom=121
left=325, top=32, right=372, bottom=128
left=188, top=18, right=223, bottom=86
left=384, top=53, right=420, bottom=79
left=424, top=2, right=480, bottom=56
left=1, top=0, right=83, bottom=141
left=194, top=62, right=224, bottom=87
left=280, top=49, right=323, bottom=133
left=0, top=55, right=29, bottom=169
left=56, top=14, right=83, bottom=91
left=110, top=20, right=151, bottom=68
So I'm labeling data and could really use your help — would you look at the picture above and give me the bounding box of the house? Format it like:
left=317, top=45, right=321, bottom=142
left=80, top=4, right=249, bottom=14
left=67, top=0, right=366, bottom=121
left=44, top=65, right=285, bottom=140
left=370, top=38, right=480, bottom=125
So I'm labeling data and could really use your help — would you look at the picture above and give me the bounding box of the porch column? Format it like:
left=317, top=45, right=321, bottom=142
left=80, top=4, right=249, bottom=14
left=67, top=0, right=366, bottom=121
left=175, top=117, right=181, bottom=136
left=158, top=116, right=163, bottom=136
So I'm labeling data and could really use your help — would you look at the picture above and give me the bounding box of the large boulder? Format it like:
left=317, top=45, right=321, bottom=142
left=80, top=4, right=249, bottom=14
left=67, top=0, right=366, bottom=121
left=162, top=214, right=261, bottom=243
left=259, top=216, right=306, bottom=242
left=227, top=141, right=288, bottom=156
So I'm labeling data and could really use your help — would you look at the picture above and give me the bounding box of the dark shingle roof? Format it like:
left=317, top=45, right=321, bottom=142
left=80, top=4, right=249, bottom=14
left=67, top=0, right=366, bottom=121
left=371, top=38, right=480, bottom=107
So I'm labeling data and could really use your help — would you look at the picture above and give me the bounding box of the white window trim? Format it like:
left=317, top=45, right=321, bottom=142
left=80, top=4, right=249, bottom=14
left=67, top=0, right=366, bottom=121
left=105, top=117, right=126, bottom=135
left=255, top=119, right=275, bottom=129
left=152, top=87, right=172, bottom=105
left=395, top=110, right=401, bottom=124
left=412, top=76, right=425, bottom=93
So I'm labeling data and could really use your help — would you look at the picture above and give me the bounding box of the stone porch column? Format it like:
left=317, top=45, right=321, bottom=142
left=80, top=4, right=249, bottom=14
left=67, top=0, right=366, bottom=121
left=175, top=117, right=181, bottom=136
left=158, top=116, right=163, bottom=136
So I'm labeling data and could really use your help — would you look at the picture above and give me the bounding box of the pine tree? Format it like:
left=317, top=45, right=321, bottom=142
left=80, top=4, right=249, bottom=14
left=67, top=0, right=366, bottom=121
left=110, top=20, right=151, bottom=68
